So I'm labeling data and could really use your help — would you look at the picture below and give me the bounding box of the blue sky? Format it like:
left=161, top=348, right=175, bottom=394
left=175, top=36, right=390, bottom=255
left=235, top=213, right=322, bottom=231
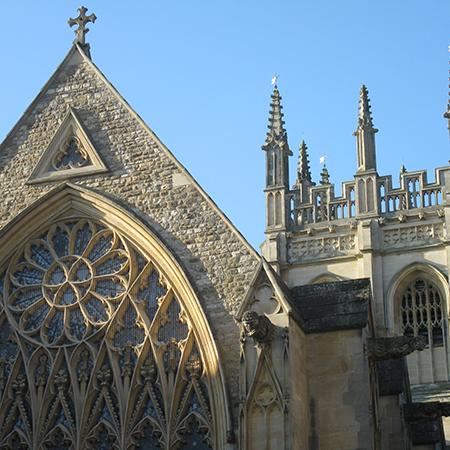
left=0, top=2, right=448, bottom=249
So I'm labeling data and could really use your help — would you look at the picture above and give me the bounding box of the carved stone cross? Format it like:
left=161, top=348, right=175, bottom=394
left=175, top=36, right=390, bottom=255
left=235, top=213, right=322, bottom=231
left=68, top=6, right=97, bottom=45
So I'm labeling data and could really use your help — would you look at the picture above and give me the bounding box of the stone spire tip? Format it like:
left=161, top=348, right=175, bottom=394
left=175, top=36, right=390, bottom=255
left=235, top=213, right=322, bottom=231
left=320, top=163, right=330, bottom=185
left=262, top=83, right=291, bottom=154
left=297, top=140, right=312, bottom=183
left=357, top=84, right=376, bottom=130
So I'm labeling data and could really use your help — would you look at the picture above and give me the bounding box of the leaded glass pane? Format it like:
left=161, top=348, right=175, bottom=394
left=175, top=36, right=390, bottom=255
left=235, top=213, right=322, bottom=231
left=29, top=243, right=53, bottom=269
left=0, top=218, right=215, bottom=449
left=400, top=278, right=445, bottom=348
left=137, top=270, right=166, bottom=322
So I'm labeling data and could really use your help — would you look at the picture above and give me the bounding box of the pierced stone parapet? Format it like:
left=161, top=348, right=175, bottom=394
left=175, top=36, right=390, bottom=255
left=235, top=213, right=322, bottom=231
left=292, top=181, right=356, bottom=226
left=291, top=166, right=449, bottom=229
left=378, top=167, right=447, bottom=213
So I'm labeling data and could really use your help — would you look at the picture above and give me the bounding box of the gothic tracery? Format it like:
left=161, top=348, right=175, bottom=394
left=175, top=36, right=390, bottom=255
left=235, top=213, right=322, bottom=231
left=52, top=136, right=91, bottom=171
left=400, top=277, right=445, bottom=348
left=0, top=218, right=214, bottom=450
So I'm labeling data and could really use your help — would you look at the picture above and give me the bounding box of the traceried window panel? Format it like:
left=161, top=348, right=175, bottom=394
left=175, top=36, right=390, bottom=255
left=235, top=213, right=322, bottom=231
left=400, top=278, right=445, bottom=348
left=0, top=219, right=214, bottom=450
left=52, top=136, right=91, bottom=171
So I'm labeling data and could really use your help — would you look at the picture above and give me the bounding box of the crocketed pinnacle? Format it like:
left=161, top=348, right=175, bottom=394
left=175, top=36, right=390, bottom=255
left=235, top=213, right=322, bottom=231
left=297, top=140, right=312, bottom=182
left=357, top=84, right=376, bottom=129
left=262, top=86, right=290, bottom=153
left=320, top=164, right=330, bottom=185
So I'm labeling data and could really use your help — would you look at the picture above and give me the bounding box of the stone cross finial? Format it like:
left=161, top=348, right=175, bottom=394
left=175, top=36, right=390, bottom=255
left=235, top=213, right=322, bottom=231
left=68, top=6, right=97, bottom=46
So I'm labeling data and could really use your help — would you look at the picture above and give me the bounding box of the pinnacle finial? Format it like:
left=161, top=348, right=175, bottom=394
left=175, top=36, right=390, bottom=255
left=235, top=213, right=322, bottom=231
left=68, top=6, right=97, bottom=47
left=357, top=84, right=376, bottom=130
left=297, top=140, right=312, bottom=182
left=320, top=164, right=330, bottom=185
left=354, top=84, right=378, bottom=172
left=262, top=84, right=290, bottom=154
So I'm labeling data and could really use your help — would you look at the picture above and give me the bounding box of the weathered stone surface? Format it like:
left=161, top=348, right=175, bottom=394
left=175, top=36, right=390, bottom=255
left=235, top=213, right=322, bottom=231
left=0, top=46, right=259, bottom=407
left=404, top=402, right=450, bottom=421
left=367, top=335, right=427, bottom=361
left=289, top=278, right=370, bottom=333
left=404, top=402, right=450, bottom=445
left=376, top=359, right=406, bottom=396
left=409, top=419, right=443, bottom=445
left=241, top=310, right=274, bottom=345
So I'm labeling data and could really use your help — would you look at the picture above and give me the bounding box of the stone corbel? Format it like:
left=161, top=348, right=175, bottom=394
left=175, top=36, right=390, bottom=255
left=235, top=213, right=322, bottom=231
left=366, top=335, right=426, bottom=361
left=241, top=310, right=274, bottom=346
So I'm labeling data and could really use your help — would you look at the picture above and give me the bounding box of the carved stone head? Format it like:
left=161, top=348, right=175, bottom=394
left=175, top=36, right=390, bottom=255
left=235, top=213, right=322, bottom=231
left=242, top=311, right=260, bottom=336
left=241, top=310, right=274, bottom=345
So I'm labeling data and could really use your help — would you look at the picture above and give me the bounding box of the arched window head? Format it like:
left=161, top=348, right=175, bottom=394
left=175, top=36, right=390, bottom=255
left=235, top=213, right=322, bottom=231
left=400, top=278, right=445, bottom=348
left=0, top=218, right=218, bottom=449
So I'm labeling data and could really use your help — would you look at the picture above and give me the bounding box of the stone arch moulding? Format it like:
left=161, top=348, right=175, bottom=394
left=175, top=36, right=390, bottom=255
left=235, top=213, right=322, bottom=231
left=0, top=182, right=232, bottom=450
left=385, top=262, right=449, bottom=333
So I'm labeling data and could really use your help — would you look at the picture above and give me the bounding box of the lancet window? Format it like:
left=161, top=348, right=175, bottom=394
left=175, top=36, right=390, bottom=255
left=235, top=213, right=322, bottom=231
left=0, top=219, right=214, bottom=450
left=400, top=278, right=445, bottom=348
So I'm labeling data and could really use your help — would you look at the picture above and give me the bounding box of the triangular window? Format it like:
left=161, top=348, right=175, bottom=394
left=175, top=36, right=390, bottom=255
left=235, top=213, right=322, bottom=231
left=28, top=108, right=108, bottom=183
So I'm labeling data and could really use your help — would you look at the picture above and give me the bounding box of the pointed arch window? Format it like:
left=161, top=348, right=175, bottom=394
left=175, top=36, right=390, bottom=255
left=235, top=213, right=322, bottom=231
left=400, top=278, right=445, bottom=348
left=0, top=218, right=217, bottom=449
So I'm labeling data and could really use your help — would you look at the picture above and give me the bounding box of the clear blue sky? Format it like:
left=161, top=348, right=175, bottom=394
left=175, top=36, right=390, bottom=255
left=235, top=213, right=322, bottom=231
left=0, top=2, right=449, bottom=249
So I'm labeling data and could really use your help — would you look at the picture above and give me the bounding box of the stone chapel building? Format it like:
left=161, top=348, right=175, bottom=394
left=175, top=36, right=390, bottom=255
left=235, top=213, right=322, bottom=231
left=0, top=6, right=449, bottom=450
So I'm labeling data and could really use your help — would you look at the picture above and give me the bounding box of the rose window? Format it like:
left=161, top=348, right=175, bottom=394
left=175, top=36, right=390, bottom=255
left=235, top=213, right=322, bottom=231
left=0, top=217, right=215, bottom=449
left=5, top=220, right=130, bottom=345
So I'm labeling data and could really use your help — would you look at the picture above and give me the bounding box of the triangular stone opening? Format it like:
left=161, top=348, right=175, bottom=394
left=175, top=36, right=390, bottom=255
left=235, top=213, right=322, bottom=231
left=28, top=107, right=108, bottom=184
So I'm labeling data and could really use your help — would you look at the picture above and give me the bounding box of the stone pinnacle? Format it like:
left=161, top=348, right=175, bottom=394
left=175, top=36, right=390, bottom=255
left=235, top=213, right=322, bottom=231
left=357, top=84, right=376, bottom=130
left=262, top=85, right=291, bottom=154
left=297, top=140, right=312, bottom=182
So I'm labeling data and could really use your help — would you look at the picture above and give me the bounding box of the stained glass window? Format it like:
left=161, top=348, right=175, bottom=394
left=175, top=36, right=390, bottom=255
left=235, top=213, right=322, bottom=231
left=0, top=219, right=214, bottom=449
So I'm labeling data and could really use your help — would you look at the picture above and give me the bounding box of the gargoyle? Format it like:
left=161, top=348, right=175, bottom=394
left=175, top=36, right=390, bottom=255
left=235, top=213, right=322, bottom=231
left=367, top=335, right=427, bottom=361
left=241, top=310, right=274, bottom=345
